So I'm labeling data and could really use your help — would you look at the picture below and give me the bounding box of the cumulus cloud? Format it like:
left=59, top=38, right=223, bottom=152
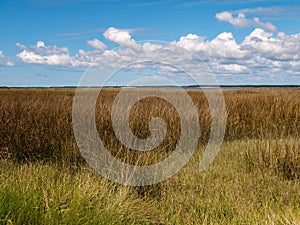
left=174, top=34, right=206, bottom=52
left=242, top=28, right=300, bottom=61
left=16, top=41, right=70, bottom=66
left=103, top=27, right=139, bottom=48
left=174, top=31, right=249, bottom=60
left=208, top=32, right=249, bottom=59
left=87, top=39, right=107, bottom=50
left=14, top=26, right=300, bottom=82
left=215, top=11, right=277, bottom=32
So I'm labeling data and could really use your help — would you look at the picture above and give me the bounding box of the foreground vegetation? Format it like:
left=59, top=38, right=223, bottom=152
left=0, top=88, right=300, bottom=224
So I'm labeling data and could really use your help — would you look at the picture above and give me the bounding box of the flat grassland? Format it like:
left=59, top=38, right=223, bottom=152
left=0, top=88, right=299, bottom=224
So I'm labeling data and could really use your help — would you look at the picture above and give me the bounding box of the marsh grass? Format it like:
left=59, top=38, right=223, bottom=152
left=243, top=137, right=300, bottom=180
left=1, top=88, right=299, bottom=164
left=1, top=138, right=299, bottom=224
left=0, top=162, right=159, bottom=225
left=0, top=88, right=300, bottom=224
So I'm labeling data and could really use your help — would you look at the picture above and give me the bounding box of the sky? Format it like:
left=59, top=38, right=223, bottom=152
left=0, top=0, right=300, bottom=86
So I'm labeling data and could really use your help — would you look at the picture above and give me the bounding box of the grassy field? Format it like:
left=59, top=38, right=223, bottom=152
left=0, top=88, right=300, bottom=224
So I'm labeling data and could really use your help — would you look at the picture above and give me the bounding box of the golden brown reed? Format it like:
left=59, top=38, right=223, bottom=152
left=0, top=88, right=299, bottom=171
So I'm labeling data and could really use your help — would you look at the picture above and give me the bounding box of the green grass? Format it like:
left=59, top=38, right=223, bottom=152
left=0, top=162, right=159, bottom=225
left=1, top=137, right=299, bottom=224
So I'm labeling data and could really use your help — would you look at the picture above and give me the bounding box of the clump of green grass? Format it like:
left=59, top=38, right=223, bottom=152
left=0, top=162, right=160, bottom=225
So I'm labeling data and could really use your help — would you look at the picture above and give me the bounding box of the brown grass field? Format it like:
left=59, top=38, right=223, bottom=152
left=0, top=88, right=300, bottom=224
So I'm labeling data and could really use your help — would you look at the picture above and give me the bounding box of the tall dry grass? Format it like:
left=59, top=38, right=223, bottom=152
left=0, top=88, right=299, bottom=166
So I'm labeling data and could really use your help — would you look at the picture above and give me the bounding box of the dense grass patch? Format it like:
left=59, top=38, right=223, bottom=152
left=0, top=162, right=159, bottom=225
left=1, top=138, right=300, bottom=224
left=0, top=88, right=299, bottom=163
left=0, top=88, right=300, bottom=224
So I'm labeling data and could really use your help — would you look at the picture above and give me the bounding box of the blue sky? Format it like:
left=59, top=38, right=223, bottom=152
left=0, top=0, right=300, bottom=86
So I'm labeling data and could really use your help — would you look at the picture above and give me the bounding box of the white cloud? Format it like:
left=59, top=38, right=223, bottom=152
left=242, top=28, right=300, bottom=61
left=0, top=50, right=15, bottom=66
left=17, top=50, right=70, bottom=66
left=71, top=49, right=103, bottom=67
left=174, top=33, right=206, bottom=52
left=1, top=60, right=14, bottom=66
left=174, top=32, right=249, bottom=60
left=16, top=41, right=70, bottom=66
left=14, top=26, right=300, bottom=83
left=103, top=27, right=139, bottom=49
left=216, top=11, right=249, bottom=27
left=215, top=11, right=277, bottom=32
left=16, top=42, right=27, bottom=49
left=252, top=17, right=277, bottom=33
left=36, top=41, right=45, bottom=48
left=222, top=64, right=248, bottom=73
left=142, top=42, right=164, bottom=52
left=243, top=27, right=273, bottom=42
left=87, top=39, right=107, bottom=50
left=208, top=32, right=249, bottom=59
